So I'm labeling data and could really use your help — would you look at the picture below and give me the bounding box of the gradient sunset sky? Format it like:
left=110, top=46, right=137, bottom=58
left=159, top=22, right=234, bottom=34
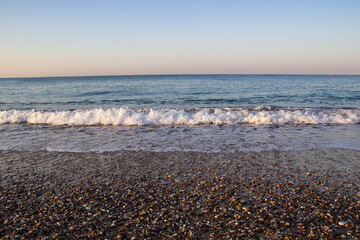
left=1, top=0, right=359, bottom=77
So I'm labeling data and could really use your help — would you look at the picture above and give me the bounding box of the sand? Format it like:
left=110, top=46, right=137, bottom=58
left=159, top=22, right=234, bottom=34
left=1, top=149, right=360, bottom=239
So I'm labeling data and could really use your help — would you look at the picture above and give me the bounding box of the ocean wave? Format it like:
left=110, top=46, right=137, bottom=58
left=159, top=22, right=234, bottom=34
left=0, top=107, right=359, bottom=126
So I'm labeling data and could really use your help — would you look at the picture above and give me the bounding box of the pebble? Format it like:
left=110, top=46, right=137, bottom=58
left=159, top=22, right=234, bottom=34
left=339, top=221, right=347, bottom=226
left=1, top=150, right=360, bottom=239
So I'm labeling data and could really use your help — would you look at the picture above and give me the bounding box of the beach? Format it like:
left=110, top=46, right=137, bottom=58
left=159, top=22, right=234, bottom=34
left=1, top=74, right=360, bottom=238
left=2, top=0, right=360, bottom=237
left=1, top=149, right=359, bottom=239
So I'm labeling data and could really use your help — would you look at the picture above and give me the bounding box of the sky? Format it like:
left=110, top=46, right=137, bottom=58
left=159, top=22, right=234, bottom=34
left=0, top=0, right=360, bottom=77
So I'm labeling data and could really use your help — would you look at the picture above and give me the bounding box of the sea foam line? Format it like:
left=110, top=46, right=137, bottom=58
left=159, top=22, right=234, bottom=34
left=0, top=108, right=359, bottom=126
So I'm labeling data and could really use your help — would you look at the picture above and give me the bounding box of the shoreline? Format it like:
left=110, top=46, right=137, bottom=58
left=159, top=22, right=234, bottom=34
left=1, top=149, right=360, bottom=238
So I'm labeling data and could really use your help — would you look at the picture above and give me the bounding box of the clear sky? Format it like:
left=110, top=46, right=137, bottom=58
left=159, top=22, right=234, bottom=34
left=1, top=0, right=359, bottom=77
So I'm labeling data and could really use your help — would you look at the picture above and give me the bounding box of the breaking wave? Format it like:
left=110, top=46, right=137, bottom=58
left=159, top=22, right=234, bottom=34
left=0, top=107, right=359, bottom=126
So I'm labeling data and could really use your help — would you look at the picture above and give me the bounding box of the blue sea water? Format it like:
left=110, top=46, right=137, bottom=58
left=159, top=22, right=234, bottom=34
left=0, top=74, right=359, bottom=152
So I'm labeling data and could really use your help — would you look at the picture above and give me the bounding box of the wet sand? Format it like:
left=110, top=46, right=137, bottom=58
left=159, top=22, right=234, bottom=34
left=1, top=149, right=360, bottom=239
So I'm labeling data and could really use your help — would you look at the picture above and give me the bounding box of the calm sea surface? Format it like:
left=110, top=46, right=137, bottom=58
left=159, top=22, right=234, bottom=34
left=1, top=74, right=359, bottom=152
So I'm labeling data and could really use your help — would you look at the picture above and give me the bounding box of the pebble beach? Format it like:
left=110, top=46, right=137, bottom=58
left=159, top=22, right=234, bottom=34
left=1, top=149, right=360, bottom=239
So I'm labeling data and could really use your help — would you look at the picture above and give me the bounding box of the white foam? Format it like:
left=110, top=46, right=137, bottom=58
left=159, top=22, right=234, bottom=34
left=0, top=107, right=359, bottom=126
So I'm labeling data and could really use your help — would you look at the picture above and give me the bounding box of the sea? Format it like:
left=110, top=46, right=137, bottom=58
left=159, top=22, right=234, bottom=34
left=0, top=74, right=359, bottom=152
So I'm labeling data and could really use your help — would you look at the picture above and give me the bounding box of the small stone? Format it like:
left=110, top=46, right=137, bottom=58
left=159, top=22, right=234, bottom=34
left=69, top=226, right=77, bottom=231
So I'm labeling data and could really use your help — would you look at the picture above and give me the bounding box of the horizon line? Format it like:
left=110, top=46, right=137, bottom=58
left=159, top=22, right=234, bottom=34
left=1, top=73, right=360, bottom=79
